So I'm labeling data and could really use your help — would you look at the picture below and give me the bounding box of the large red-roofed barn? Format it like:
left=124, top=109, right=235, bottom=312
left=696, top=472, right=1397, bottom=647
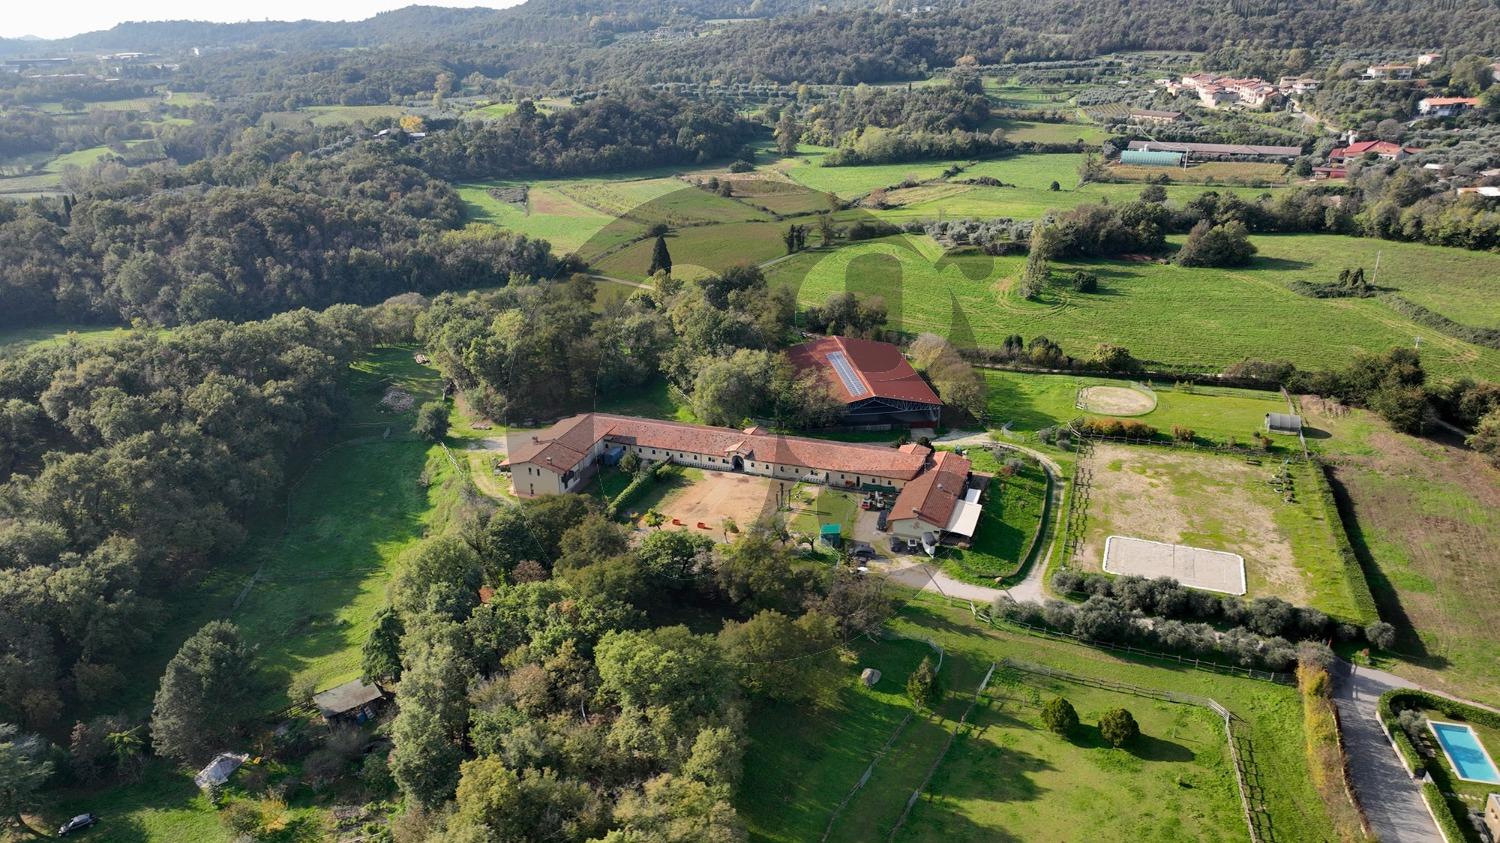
left=786, top=336, right=942, bottom=429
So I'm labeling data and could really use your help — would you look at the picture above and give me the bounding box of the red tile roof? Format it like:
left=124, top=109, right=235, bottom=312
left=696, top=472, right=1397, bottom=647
left=504, top=413, right=932, bottom=481
left=1331, top=140, right=1421, bottom=159
left=888, top=450, right=972, bottom=528
left=1421, top=96, right=1480, bottom=107
left=786, top=336, right=941, bottom=406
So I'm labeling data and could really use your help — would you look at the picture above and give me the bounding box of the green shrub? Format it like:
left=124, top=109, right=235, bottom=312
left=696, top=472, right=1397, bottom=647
left=1099, top=708, right=1139, bottom=747
left=1041, top=696, right=1078, bottom=735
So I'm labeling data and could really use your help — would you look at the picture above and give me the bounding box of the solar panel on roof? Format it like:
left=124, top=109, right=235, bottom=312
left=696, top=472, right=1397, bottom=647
left=826, top=351, right=870, bottom=397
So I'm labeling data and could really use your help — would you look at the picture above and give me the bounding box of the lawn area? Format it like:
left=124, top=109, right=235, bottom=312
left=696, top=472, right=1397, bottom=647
left=780, top=152, right=968, bottom=200
left=766, top=232, right=1500, bottom=381
left=741, top=596, right=1333, bottom=842
left=595, top=219, right=790, bottom=281
left=592, top=376, right=698, bottom=422
left=457, top=181, right=635, bottom=257
left=0, top=322, right=135, bottom=355
left=1076, top=443, right=1367, bottom=621
left=939, top=448, right=1049, bottom=585
left=1312, top=401, right=1500, bottom=702
left=903, top=665, right=1243, bottom=842
left=43, top=759, right=234, bottom=843
left=468, top=100, right=518, bottom=119
left=981, top=370, right=1302, bottom=453
left=991, top=118, right=1109, bottom=144
left=788, top=486, right=860, bottom=541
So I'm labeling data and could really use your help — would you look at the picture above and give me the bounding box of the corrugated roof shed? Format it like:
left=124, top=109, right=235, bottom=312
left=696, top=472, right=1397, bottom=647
left=313, top=679, right=385, bottom=718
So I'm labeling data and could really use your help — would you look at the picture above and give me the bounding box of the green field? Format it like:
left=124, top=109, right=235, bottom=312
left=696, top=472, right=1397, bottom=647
left=940, top=447, right=1049, bottom=585
left=740, top=596, right=1332, bottom=842
left=261, top=105, right=406, bottom=129
left=1078, top=444, right=1364, bottom=619
left=991, top=118, right=1109, bottom=145
left=981, top=370, right=1300, bottom=450
left=0, top=140, right=154, bottom=193
left=596, top=219, right=789, bottom=281
left=789, top=486, right=860, bottom=540
left=1315, top=403, right=1500, bottom=702
left=1106, top=160, right=1290, bottom=185
left=0, top=323, right=135, bottom=355
left=766, top=232, right=1500, bottom=380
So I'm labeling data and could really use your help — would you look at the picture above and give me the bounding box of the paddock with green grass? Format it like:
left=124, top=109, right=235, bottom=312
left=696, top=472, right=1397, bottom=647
left=939, top=447, right=1049, bottom=585
left=740, top=596, right=1334, bottom=842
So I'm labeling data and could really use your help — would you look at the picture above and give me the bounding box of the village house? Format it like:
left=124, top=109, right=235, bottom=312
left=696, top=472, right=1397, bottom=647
left=786, top=336, right=942, bottom=429
left=1418, top=96, right=1480, bottom=117
left=1365, top=64, right=1414, bottom=80
left=1127, top=108, right=1184, bottom=125
left=1167, top=73, right=1286, bottom=109
left=1328, top=139, right=1422, bottom=164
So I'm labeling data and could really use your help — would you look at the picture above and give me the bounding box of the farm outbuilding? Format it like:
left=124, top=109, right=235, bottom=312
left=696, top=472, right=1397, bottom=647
left=1265, top=413, right=1303, bottom=435
left=1120, top=149, right=1184, bottom=167
left=313, top=678, right=387, bottom=724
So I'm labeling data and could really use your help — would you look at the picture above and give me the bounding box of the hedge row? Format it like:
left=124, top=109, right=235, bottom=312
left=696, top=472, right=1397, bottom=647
left=1421, top=781, right=1467, bottom=843
left=605, top=461, right=672, bottom=519
left=1309, top=461, right=1380, bottom=625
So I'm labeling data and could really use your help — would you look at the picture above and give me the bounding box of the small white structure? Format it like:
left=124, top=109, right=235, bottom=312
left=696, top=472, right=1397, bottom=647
left=194, top=752, right=247, bottom=790
left=860, top=668, right=882, bottom=687
left=1265, top=413, right=1303, bottom=435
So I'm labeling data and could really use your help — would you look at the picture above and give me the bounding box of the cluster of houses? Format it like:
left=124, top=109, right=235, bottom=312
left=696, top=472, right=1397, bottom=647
left=1159, top=73, right=1316, bottom=109
left=500, top=337, right=986, bottom=552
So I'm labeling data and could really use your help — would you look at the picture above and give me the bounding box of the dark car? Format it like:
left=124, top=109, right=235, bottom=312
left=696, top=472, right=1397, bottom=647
left=848, top=541, right=876, bottom=561
left=59, top=814, right=98, bottom=836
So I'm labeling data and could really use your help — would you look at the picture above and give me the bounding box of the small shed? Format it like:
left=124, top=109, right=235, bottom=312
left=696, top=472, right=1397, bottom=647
left=1120, top=149, right=1183, bottom=167
left=1265, top=413, right=1303, bottom=435
left=819, top=523, right=843, bottom=547
left=194, top=752, right=247, bottom=790
left=313, top=679, right=387, bottom=724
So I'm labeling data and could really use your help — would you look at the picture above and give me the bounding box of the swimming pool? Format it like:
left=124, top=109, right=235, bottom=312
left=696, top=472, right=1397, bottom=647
left=1428, top=721, right=1500, bottom=784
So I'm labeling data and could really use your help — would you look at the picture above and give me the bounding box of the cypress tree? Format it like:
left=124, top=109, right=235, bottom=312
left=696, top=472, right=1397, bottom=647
left=648, top=235, right=672, bottom=276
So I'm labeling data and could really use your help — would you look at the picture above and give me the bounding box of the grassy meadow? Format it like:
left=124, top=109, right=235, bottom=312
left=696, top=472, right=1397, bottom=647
left=767, top=232, right=1500, bottom=380
left=740, top=595, right=1332, bottom=842
left=1313, top=402, right=1500, bottom=702
left=0, top=323, right=136, bottom=356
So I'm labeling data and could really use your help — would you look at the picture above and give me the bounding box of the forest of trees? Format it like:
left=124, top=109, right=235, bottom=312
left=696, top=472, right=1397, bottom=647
left=416, top=267, right=849, bottom=429
left=0, top=306, right=380, bottom=730
left=0, top=151, right=554, bottom=327
left=408, top=92, right=757, bottom=180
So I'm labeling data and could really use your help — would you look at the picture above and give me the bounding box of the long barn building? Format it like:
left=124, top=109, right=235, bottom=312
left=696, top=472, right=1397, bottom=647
left=502, top=413, right=980, bottom=546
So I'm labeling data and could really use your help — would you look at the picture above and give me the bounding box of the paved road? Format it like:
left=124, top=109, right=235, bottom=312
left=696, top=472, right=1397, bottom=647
left=1331, top=661, right=1442, bottom=843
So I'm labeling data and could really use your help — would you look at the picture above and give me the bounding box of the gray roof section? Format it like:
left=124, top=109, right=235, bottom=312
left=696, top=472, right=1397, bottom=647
left=1127, top=140, right=1302, bottom=157
left=313, top=678, right=385, bottom=717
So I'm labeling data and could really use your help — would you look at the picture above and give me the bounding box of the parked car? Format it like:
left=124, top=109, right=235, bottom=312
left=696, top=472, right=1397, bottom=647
left=59, top=814, right=98, bottom=836
left=848, top=541, right=876, bottom=561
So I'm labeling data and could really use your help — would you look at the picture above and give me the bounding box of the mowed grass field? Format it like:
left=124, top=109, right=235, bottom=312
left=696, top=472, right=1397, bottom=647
left=0, top=140, right=155, bottom=193
left=767, top=232, right=1500, bottom=380
left=0, top=322, right=136, bottom=356
left=940, top=447, right=1049, bottom=585
left=740, top=596, right=1332, bottom=842
left=1105, top=160, right=1290, bottom=185
left=1313, top=402, right=1500, bottom=702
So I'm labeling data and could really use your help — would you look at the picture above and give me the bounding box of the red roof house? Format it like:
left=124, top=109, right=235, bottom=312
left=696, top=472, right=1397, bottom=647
left=1329, top=140, right=1421, bottom=163
left=786, top=336, right=942, bottom=428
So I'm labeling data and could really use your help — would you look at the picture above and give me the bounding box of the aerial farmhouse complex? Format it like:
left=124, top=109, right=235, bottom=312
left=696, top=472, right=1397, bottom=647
left=503, top=412, right=981, bottom=546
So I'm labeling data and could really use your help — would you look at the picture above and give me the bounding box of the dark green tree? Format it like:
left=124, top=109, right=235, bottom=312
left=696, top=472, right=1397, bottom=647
left=905, top=656, right=943, bottom=711
left=649, top=235, right=673, bottom=276
left=0, top=724, right=52, bottom=838
left=362, top=607, right=405, bottom=682
left=412, top=399, right=449, bottom=442
left=150, top=621, right=257, bottom=764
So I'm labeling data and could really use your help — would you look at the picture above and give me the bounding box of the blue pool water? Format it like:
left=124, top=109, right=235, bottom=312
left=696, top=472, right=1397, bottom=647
left=1430, top=721, right=1500, bottom=784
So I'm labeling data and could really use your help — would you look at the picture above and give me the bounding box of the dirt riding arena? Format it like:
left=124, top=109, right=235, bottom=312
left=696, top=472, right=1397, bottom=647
left=1075, top=444, right=1329, bottom=605
left=1103, top=536, right=1246, bottom=594
left=1076, top=384, right=1156, bottom=416
left=652, top=470, right=783, bottom=537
